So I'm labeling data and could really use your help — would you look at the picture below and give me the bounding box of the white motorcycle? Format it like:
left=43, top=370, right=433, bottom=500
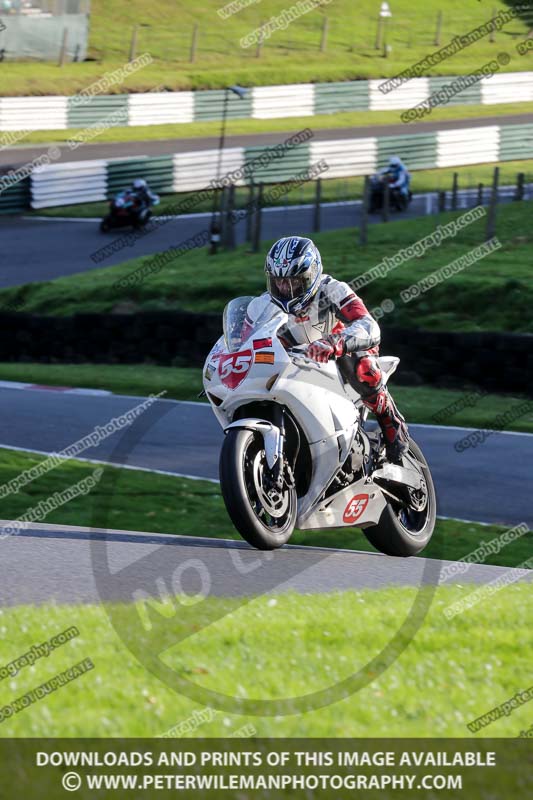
left=203, top=296, right=436, bottom=556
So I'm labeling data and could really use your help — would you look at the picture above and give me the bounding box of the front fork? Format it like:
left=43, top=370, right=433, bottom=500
left=271, top=405, right=288, bottom=490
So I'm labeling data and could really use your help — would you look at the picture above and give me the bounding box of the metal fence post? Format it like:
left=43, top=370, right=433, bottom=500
left=438, top=190, right=446, bottom=213
left=515, top=172, right=525, bottom=202
left=313, top=178, right=322, bottom=233
left=374, top=16, right=383, bottom=50
left=219, top=185, right=230, bottom=246
left=224, top=184, right=236, bottom=249
left=382, top=180, right=390, bottom=222
left=486, top=166, right=500, bottom=240
left=245, top=182, right=255, bottom=243
left=451, top=172, right=458, bottom=210
left=256, top=24, right=264, bottom=58
left=359, top=176, right=370, bottom=246
left=58, top=27, right=69, bottom=66
left=252, top=183, right=264, bottom=252
left=434, top=10, right=443, bottom=46
left=490, top=8, right=496, bottom=43
left=320, top=17, right=329, bottom=52
left=189, top=24, right=199, bottom=63
left=129, top=24, right=139, bottom=62
left=382, top=17, right=390, bottom=57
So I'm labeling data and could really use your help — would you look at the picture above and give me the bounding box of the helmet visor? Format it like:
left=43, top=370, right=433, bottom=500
left=267, top=274, right=313, bottom=304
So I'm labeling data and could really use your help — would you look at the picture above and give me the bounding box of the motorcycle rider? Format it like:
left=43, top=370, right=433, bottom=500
left=379, top=155, right=411, bottom=201
left=129, top=178, right=160, bottom=223
left=253, top=236, right=409, bottom=462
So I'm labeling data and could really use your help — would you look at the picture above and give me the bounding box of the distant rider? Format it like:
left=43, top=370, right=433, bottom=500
left=379, top=155, right=411, bottom=201
left=130, top=178, right=160, bottom=223
left=245, top=236, right=409, bottom=463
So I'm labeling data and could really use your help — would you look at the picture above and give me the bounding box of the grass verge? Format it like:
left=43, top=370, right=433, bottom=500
left=4, top=201, right=532, bottom=333
left=0, top=364, right=531, bottom=433
left=0, top=583, right=530, bottom=737
left=0, top=447, right=531, bottom=563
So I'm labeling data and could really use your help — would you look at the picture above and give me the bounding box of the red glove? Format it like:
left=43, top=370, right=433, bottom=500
left=307, top=334, right=346, bottom=363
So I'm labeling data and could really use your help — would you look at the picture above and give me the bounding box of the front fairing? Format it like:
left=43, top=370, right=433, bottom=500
left=203, top=298, right=360, bottom=445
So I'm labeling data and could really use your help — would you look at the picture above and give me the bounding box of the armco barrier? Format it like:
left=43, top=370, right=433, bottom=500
left=0, top=174, right=30, bottom=215
left=499, top=123, right=533, bottom=161
left=0, top=311, right=531, bottom=396
left=106, top=155, right=175, bottom=196
left=31, top=160, right=107, bottom=210
left=24, top=122, right=533, bottom=210
left=67, top=95, right=129, bottom=129
left=1, top=72, right=533, bottom=132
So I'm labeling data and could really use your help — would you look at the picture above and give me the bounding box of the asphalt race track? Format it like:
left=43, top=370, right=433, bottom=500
left=1, top=112, right=532, bottom=168
left=0, top=386, right=531, bottom=528
left=0, top=182, right=528, bottom=288
left=0, top=522, right=531, bottom=606
left=1, top=203, right=409, bottom=288
left=0, top=194, right=461, bottom=288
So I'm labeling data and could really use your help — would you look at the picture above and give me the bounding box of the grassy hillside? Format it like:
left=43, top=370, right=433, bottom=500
left=3, top=201, right=531, bottom=333
left=0, top=0, right=531, bottom=94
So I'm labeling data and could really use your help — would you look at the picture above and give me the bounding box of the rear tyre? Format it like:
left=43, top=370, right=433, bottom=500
left=362, top=439, right=436, bottom=557
left=100, top=216, right=112, bottom=233
left=220, top=428, right=297, bottom=550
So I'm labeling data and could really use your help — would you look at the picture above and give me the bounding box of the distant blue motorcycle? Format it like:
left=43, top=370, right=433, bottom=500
left=369, top=173, right=412, bottom=213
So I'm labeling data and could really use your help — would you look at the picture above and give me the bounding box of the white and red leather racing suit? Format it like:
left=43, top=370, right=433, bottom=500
left=246, top=275, right=409, bottom=459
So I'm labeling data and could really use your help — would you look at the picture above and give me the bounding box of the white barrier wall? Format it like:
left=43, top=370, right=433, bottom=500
left=173, top=147, right=246, bottom=192
left=26, top=122, right=532, bottom=209
left=480, top=71, right=533, bottom=105
left=369, top=78, right=431, bottom=111
left=4, top=71, right=532, bottom=133
left=436, top=126, right=500, bottom=168
left=128, top=92, right=195, bottom=126
left=252, top=84, right=315, bottom=119
left=309, top=138, right=378, bottom=178
left=31, top=160, right=108, bottom=209
left=0, top=96, right=68, bottom=131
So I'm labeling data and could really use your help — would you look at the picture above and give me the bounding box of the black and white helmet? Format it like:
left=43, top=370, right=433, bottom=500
left=264, top=236, right=322, bottom=315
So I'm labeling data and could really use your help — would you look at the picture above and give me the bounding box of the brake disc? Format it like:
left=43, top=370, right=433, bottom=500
left=252, top=451, right=289, bottom=519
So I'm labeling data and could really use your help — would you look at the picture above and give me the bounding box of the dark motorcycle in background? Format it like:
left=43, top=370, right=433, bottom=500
left=100, top=190, right=159, bottom=233
left=369, top=174, right=412, bottom=213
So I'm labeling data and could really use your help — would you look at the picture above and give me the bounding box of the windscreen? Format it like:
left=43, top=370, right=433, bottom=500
left=222, top=296, right=282, bottom=353
left=222, top=296, right=254, bottom=353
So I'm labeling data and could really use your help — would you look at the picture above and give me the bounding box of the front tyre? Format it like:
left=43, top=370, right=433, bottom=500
left=219, top=428, right=297, bottom=550
left=363, top=439, right=436, bottom=557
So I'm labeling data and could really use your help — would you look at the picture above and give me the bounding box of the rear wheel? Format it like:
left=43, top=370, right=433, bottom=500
left=100, top=216, right=112, bottom=233
left=219, top=428, right=297, bottom=550
left=362, top=439, right=436, bottom=557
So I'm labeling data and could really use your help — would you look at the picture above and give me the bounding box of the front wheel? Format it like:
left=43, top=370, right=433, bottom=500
left=362, top=439, right=436, bottom=557
left=100, top=216, right=112, bottom=233
left=219, top=428, right=297, bottom=550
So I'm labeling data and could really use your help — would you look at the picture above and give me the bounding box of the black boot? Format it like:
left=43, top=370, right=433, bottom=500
left=365, top=389, right=410, bottom=463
